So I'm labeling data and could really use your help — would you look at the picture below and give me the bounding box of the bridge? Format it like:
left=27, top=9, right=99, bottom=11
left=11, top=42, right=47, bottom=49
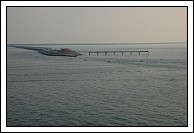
left=80, top=50, right=149, bottom=55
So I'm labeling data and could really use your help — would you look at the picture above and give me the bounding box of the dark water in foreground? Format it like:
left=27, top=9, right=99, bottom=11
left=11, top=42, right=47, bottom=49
left=7, top=44, right=187, bottom=126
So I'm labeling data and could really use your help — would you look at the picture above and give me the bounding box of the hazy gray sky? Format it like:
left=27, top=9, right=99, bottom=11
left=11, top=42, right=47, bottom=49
left=7, top=7, right=187, bottom=44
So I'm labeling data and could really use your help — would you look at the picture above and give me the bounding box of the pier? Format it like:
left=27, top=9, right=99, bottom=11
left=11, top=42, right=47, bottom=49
left=82, top=51, right=149, bottom=55
left=9, top=45, right=149, bottom=56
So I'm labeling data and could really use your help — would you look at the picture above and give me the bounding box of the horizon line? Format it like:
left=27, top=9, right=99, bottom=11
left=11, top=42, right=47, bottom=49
left=8, top=42, right=187, bottom=45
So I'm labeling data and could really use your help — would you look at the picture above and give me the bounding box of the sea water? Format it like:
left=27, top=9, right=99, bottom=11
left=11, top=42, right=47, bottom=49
left=7, top=44, right=187, bottom=126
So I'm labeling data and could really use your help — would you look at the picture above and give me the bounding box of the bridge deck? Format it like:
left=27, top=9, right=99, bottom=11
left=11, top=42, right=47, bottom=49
left=80, top=50, right=149, bottom=55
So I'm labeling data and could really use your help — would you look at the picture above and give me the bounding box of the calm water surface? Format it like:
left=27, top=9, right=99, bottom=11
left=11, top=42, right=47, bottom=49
left=7, top=44, right=187, bottom=126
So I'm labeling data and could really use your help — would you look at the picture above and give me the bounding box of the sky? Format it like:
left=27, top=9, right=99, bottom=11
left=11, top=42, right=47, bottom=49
left=7, top=7, right=187, bottom=44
